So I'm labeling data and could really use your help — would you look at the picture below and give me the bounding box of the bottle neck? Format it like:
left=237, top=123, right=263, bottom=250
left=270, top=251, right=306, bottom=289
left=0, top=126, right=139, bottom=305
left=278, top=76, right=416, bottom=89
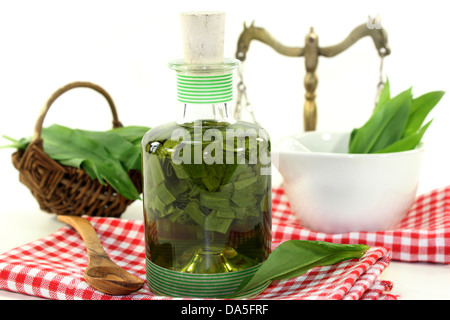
left=173, top=70, right=236, bottom=125
left=177, top=102, right=235, bottom=125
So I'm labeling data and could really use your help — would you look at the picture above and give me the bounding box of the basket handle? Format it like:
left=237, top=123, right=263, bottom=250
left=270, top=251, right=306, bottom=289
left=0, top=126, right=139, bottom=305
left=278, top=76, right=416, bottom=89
left=32, top=81, right=123, bottom=141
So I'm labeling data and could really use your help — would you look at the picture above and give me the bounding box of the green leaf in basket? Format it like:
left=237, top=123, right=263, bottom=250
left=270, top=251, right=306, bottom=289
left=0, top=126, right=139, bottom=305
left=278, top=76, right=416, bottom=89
left=81, top=128, right=142, bottom=173
left=108, top=125, right=151, bottom=145
left=228, top=240, right=370, bottom=298
left=42, top=124, right=142, bottom=200
left=2, top=124, right=150, bottom=200
left=0, top=135, right=31, bottom=150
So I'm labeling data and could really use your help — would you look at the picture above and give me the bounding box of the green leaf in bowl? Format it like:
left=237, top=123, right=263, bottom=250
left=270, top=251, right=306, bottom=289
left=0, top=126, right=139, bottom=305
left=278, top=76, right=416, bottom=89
left=349, top=80, right=444, bottom=154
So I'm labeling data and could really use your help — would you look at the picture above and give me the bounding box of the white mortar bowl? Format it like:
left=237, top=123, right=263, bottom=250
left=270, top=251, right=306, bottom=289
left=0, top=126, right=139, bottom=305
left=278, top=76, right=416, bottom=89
left=273, top=132, right=425, bottom=234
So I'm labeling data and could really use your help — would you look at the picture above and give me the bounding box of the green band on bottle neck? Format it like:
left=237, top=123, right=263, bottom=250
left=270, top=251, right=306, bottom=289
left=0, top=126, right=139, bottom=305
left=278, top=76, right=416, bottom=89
left=176, top=73, right=233, bottom=104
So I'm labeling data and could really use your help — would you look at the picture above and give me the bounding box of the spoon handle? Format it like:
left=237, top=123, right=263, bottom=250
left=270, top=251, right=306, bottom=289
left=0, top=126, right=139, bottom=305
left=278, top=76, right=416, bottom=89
left=57, top=215, right=110, bottom=265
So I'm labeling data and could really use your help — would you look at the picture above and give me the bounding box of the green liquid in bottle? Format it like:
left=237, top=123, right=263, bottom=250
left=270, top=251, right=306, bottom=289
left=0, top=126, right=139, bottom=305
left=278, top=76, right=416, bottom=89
left=142, top=120, right=271, bottom=274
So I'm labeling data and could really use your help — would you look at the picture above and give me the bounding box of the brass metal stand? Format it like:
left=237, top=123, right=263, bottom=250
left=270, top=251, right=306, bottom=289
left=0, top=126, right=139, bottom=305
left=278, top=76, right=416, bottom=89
left=235, top=20, right=391, bottom=131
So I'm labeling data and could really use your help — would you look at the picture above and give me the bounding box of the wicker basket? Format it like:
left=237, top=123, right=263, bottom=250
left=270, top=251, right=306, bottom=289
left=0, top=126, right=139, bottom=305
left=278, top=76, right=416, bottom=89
left=11, top=81, right=142, bottom=217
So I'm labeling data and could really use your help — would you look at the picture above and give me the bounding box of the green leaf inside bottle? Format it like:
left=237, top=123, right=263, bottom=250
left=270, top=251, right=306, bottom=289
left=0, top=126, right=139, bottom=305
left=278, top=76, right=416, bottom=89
left=142, top=120, right=272, bottom=274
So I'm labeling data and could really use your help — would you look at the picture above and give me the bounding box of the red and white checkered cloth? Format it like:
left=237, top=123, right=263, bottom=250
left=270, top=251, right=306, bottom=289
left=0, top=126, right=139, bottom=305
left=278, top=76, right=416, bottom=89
left=273, top=186, right=450, bottom=264
left=2, top=184, right=448, bottom=300
left=0, top=211, right=397, bottom=300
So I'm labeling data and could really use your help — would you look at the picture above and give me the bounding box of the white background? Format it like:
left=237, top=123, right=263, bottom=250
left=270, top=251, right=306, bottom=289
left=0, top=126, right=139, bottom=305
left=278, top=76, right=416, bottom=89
left=0, top=0, right=449, bottom=300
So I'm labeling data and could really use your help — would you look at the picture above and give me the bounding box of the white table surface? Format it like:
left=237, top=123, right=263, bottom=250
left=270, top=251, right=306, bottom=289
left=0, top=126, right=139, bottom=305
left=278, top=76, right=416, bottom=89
left=0, top=164, right=449, bottom=300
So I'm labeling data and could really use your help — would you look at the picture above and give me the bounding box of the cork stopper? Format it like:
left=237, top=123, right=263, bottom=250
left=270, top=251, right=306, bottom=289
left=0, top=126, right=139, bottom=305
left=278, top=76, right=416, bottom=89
left=179, top=11, right=225, bottom=64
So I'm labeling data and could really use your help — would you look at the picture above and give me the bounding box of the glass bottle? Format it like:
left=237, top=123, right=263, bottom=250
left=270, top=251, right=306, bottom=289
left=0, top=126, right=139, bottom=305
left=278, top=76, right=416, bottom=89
left=141, top=58, right=271, bottom=298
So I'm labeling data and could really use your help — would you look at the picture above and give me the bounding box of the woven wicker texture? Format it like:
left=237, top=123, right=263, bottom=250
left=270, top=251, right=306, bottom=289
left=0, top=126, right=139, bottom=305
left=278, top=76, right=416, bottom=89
left=11, top=81, right=142, bottom=217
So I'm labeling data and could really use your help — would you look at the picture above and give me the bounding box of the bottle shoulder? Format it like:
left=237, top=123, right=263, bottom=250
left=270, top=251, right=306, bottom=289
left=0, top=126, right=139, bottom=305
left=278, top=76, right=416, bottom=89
left=143, top=120, right=270, bottom=143
left=142, top=121, right=180, bottom=144
left=227, top=121, right=270, bottom=139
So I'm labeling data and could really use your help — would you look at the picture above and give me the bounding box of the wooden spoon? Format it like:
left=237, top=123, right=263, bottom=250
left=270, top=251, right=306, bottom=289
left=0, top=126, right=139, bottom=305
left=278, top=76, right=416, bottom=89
left=57, top=215, right=145, bottom=295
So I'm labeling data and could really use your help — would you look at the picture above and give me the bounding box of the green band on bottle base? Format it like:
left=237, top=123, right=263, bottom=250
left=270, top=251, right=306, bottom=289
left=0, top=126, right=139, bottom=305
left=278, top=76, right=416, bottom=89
left=176, top=73, right=233, bottom=104
left=146, top=257, right=269, bottom=299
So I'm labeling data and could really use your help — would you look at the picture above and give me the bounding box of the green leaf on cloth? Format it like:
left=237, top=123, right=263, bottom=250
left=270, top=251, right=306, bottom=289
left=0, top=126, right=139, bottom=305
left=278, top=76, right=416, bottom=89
left=228, top=240, right=370, bottom=297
